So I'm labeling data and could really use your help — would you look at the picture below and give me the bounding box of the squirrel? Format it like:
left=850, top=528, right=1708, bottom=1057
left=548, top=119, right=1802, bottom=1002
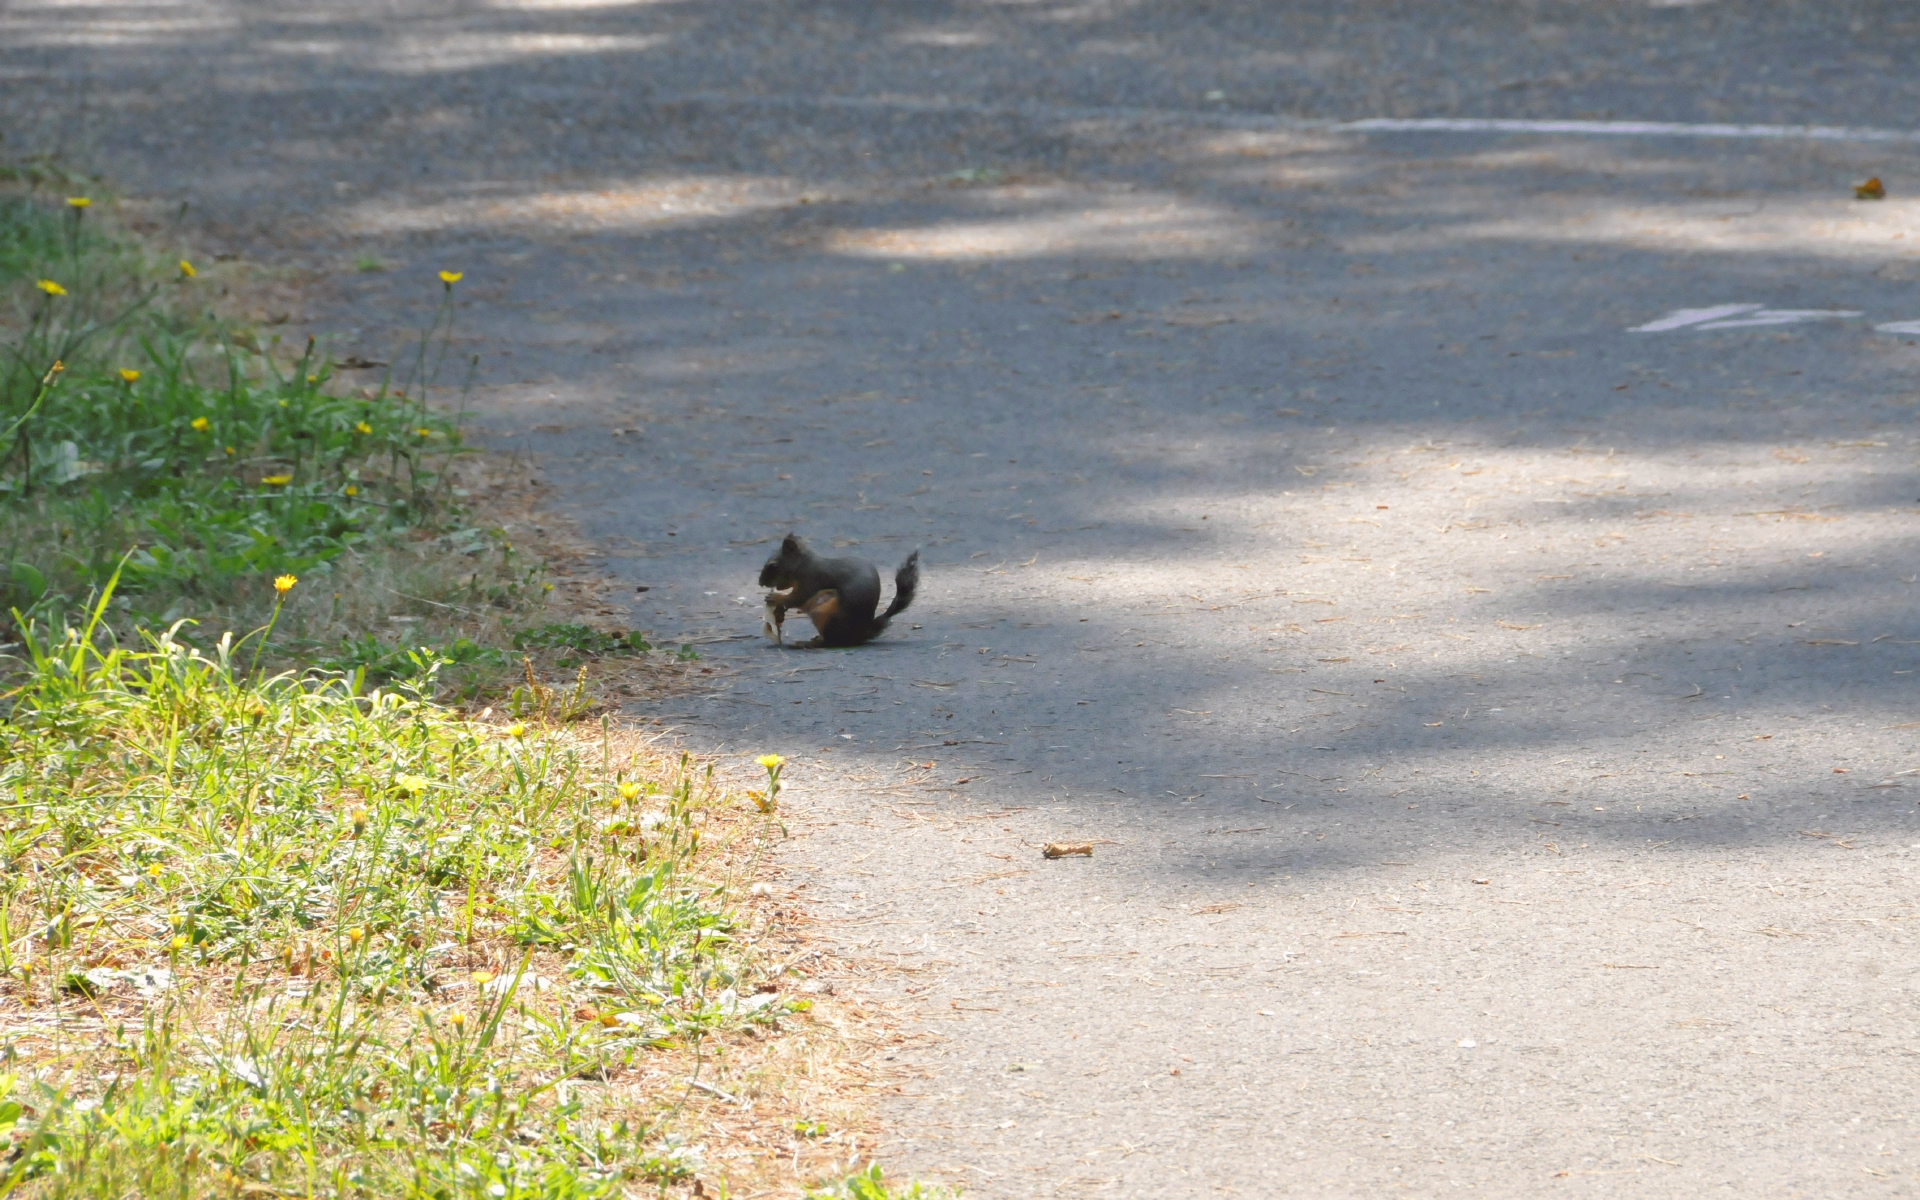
left=758, top=534, right=920, bottom=647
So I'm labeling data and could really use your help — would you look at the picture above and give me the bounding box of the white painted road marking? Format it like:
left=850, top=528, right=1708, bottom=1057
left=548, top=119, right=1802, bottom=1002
left=1874, top=320, right=1920, bottom=335
left=677, top=94, right=1920, bottom=146
left=1694, top=309, right=1862, bottom=330
left=1631, top=306, right=1863, bottom=333
left=1629, top=304, right=1761, bottom=332
left=1340, top=117, right=1920, bottom=143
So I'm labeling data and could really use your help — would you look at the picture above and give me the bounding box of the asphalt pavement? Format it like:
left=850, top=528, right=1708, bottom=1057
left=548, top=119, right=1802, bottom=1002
left=7, top=1, right=1920, bottom=1194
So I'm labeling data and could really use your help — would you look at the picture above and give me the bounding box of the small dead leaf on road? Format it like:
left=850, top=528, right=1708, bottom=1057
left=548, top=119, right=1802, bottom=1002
left=1042, top=842, right=1093, bottom=859
left=1496, top=621, right=1541, bottom=630
left=1856, top=175, right=1887, bottom=199
left=1192, top=902, right=1241, bottom=915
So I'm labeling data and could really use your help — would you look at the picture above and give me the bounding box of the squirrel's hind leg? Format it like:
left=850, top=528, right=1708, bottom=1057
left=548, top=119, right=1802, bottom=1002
left=800, top=589, right=843, bottom=645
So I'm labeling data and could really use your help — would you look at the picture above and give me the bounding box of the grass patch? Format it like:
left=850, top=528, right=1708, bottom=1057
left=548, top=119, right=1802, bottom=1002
left=0, top=184, right=573, bottom=703
left=1, top=187, right=473, bottom=636
left=805, top=1165, right=958, bottom=1199
left=0, top=580, right=788, bottom=1195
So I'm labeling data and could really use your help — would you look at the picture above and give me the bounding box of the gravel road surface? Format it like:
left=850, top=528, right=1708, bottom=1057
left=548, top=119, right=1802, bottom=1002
left=9, top=2, right=1920, bottom=1194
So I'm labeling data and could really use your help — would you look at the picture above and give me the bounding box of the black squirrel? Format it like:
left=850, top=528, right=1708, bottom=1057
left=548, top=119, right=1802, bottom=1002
left=758, top=534, right=920, bottom=647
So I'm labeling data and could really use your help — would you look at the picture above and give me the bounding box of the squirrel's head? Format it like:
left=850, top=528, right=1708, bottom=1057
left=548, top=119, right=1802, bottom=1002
left=758, top=533, right=807, bottom=587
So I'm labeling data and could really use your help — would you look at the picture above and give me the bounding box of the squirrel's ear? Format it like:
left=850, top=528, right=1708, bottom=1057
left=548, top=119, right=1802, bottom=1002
left=781, top=533, right=802, bottom=553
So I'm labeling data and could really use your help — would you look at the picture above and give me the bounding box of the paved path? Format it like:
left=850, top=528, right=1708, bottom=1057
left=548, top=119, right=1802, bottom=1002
left=9, top=2, right=1920, bottom=1194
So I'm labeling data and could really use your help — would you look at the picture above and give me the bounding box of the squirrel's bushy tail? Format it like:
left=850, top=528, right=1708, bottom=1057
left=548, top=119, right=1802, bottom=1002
left=875, top=550, right=920, bottom=630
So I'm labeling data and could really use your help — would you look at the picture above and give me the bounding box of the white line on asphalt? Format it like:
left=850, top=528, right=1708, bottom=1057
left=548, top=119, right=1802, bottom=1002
left=1630, top=306, right=1864, bottom=333
left=675, top=93, right=1920, bottom=145
left=1341, top=118, right=1920, bottom=143
left=1874, top=320, right=1920, bottom=335
left=1629, top=305, right=1761, bottom=332
left=1694, top=309, right=1861, bottom=330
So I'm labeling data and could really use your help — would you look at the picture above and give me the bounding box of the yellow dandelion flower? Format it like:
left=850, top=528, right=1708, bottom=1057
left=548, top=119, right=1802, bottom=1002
left=178, top=259, right=197, bottom=278
left=261, top=473, right=293, bottom=486
left=190, top=416, right=210, bottom=432
left=36, top=279, right=66, bottom=297
left=618, top=781, right=642, bottom=802
left=170, top=935, right=189, bottom=951
left=471, top=970, right=495, bottom=985
left=147, top=863, right=164, bottom=877
left=449, top=1011, right=467, bottom=1029
left=757, top=754, right=786, bottom=770
left=119, top=368, right=141, bottom=384
left=344, top=484, right=359, bottom=497
left=274, top=574, right=297, bottom=595
left=224, top=445, right=236, bottom=456
left=305, top=374, right=318, bottom=384
left=506, top=723, right=527, bottom=739
left=354, top=421, right=372, bottom=434
left=67, top=197, right=90, bottom=209
left=439, top=270, right=463, bottom=285
left=396, top=773, right=430, bottom=795
left=346, top=927, right=365, bottom=944
left=415, top=426, right=433, bottom=438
